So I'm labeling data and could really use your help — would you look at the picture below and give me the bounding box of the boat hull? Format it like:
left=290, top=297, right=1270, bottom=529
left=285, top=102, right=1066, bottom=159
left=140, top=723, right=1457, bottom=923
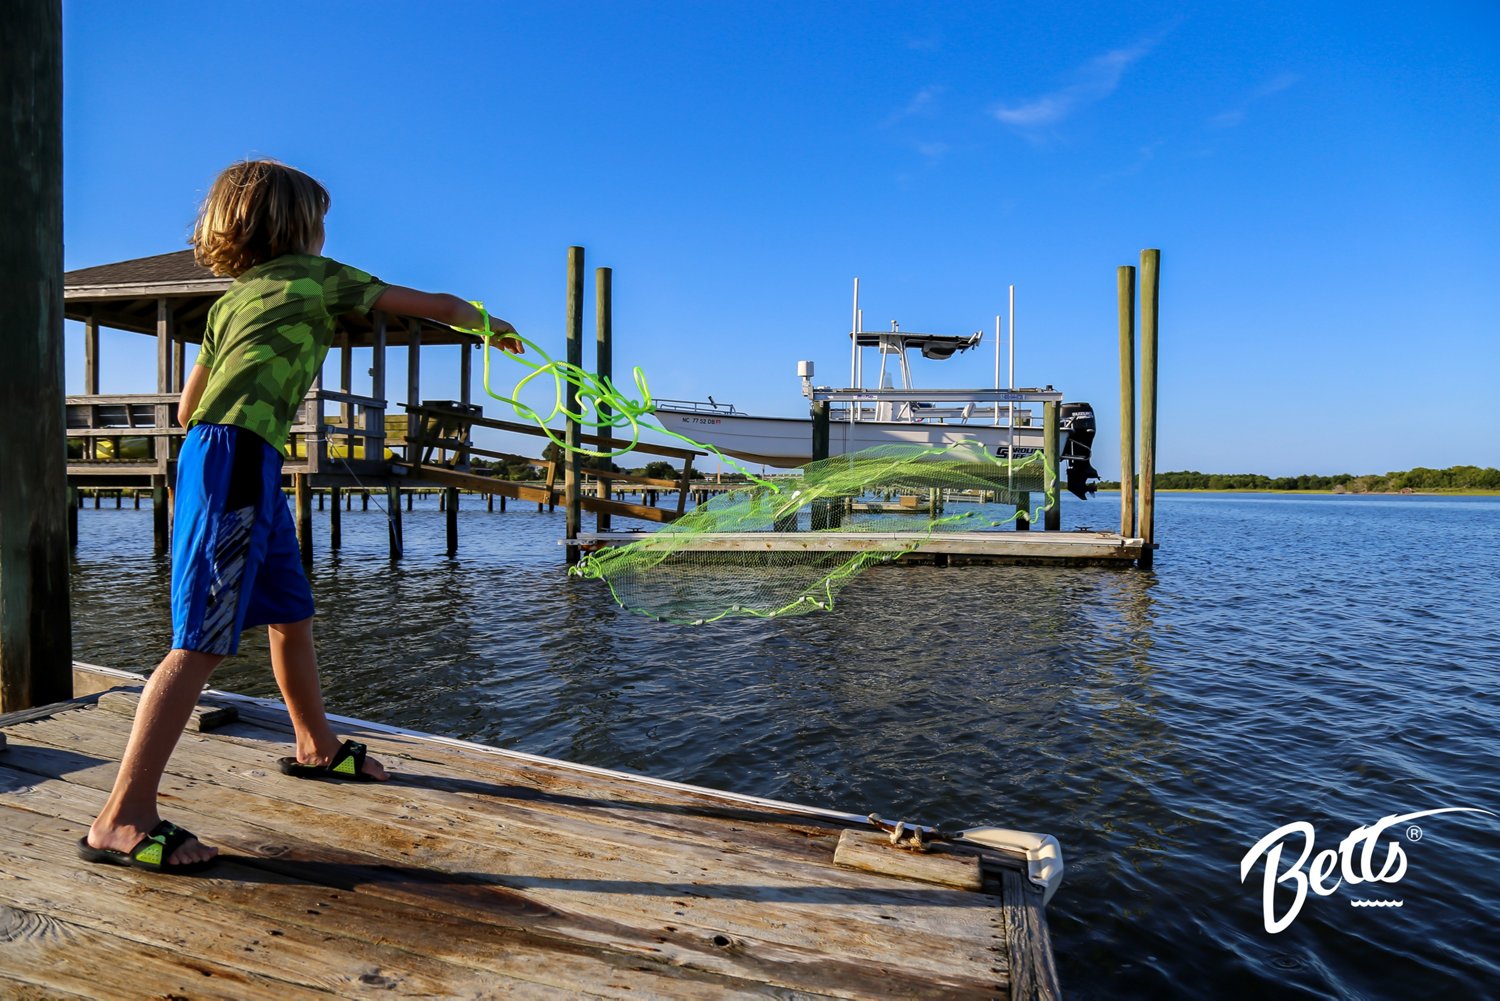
left=653, top=408, right=1050, bottom=467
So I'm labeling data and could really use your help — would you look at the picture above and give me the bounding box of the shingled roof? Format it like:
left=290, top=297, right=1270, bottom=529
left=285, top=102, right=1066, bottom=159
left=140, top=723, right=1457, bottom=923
left=65, top=249, right=224, bottom=293
left=63, top=250, right=467, bottom=346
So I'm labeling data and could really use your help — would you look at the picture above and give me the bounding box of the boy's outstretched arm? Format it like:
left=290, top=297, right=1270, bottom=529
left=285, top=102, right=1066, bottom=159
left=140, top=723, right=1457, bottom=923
left=372, top=286, right=523, bottom=353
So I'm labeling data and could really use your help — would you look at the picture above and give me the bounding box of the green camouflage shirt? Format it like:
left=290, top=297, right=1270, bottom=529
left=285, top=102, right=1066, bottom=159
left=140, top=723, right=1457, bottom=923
left=191, top=254, right=388, bottom=454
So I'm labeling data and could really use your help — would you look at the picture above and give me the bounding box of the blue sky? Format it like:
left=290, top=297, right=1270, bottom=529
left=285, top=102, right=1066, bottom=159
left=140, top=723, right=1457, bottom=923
left=62, top=2, right=1499, bottom=477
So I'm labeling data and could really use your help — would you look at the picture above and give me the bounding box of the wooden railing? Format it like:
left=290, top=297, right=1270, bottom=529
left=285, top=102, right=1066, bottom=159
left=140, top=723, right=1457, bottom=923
left=65, top=387, right=388, bottom=479
left=288, top=388, right=387, bottom=476
left=65, top=394, right=182, bottom=476
left=402, top=401, right=707, bottom=515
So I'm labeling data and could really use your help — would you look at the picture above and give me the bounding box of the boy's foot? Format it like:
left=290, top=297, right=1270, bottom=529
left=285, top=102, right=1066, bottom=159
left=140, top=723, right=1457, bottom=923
left=82, top=817, right=218, bottom=871
left=280, top=738, right=389, bottom=782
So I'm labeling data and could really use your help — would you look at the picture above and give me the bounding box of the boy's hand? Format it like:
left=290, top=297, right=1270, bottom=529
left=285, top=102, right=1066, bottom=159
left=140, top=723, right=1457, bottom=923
left=487, top=317, right=523, bottom=354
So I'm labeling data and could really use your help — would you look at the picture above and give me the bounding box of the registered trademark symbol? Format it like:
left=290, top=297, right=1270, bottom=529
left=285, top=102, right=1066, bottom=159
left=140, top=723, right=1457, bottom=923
left=1406, top=825, right=1423, bottom=842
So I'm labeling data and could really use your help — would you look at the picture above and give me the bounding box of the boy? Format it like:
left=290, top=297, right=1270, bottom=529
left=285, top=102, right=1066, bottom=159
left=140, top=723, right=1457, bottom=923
left=81, top=159, right=518, bottom=872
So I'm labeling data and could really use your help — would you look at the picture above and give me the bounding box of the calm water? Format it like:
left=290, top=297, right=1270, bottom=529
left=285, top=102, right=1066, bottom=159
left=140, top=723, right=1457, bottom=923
left=69, top=491, right=1500, bottom=999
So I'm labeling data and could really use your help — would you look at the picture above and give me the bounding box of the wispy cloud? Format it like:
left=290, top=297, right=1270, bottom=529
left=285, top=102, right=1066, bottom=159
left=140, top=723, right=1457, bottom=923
left=882, top=85, right=944, bottom=128
left=913, top=140, right=950, bottom=164
left=1210, top=72, right=1300, bottom=128
left=992, top=38, right=1158, bottom=131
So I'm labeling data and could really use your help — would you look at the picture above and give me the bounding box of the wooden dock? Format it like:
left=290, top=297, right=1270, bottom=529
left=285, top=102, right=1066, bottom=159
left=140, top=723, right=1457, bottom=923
left=579, top=529, right=1148, bottom=565
left=0, top=670, right=1060, bottom=999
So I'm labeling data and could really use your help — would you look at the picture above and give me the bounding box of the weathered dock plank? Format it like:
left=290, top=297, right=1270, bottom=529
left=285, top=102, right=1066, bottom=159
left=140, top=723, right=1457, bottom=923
left=0, top=685, right=1060, bottom=999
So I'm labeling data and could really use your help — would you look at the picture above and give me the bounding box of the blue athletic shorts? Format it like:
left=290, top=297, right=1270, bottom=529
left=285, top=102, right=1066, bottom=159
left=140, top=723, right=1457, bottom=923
left=171, top=423, right=315, bottom=655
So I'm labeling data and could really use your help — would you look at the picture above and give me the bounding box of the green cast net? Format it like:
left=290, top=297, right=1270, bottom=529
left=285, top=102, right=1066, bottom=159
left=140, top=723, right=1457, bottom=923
left=571, top=443, right=1053, bottom=624
left=458, top=307, right=1058, bottom=624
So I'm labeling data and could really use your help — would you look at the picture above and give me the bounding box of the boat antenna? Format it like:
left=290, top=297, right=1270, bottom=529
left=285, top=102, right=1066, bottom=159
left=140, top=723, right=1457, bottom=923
left=993, top=313, right=1001, bottom=426
left=850, top=277, right=860, bottom=394
left=1008, top=284, right=1016, bottom=485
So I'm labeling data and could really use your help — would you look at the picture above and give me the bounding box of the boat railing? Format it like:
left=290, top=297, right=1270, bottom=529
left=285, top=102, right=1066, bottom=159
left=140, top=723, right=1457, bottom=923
left=830, top=400, right=1039, bottom=426
left=652, top=397, right=741, bottom=416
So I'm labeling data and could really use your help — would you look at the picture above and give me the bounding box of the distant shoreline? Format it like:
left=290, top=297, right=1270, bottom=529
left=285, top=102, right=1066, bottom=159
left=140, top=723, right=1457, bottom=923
left=1096, top=486, right=1500, bottom=496
left=1093, top=465, right=1499, bottom=495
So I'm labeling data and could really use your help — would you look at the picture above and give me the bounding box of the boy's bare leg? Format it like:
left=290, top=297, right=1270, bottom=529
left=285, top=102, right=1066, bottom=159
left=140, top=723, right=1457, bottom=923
left=87, top=648, right=223, bottom=865
left=268, top=617, right=387, bottom=780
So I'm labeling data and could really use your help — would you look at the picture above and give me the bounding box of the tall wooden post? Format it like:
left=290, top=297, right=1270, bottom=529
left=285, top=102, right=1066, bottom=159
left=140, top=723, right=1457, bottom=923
left=83, top=310, right=100, bottom=394
left=329, top=485, right=342, bottom=550
left=339, top=338, right=353, bottom=457
left=152, top=475, right=169, bottom=553
left=445, top=487, right=459, bottom=556
left=406, top=320, right=422, bottom=460
left=1138, top=249, right=1160, bottom=568
left=1043, top=400, right=1061, bottom=531
left=154, top=296, right=174, bottom=495
left=295, top=473, right=313, bottom=566
left=595, top=267, right=613, bottom=533
left=809, top=400, right=834, bottom=530
left=458, top=340, right=472, bottom=470
left=0, top=0, right=72, bottom=710
left=386, top=485, right=403, bottom=558
left=370, top=311, right=387, bottom=466
left=564, top=247, right=584, bottom=564
left=172, top=339, right=186, bottom=393
left=1118, top=265, right=1137, bottom=538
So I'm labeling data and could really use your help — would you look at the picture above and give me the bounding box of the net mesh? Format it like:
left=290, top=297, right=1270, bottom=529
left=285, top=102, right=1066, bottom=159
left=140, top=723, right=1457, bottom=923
left=574, top=442, right=1056, bottom=624
left=451, top=310, right=1059, bottom=624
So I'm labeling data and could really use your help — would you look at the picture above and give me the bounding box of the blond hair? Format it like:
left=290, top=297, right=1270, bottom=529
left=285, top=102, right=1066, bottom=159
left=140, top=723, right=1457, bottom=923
left=190, top=159, right=330, bottom=277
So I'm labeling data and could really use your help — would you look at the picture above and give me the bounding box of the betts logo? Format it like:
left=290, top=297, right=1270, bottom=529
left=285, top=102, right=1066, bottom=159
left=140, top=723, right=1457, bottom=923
left=1239, top=807, right=1494, bottom=933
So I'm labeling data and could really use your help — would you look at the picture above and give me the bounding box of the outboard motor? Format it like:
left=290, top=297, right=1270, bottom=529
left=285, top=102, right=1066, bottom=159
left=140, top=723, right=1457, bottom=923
left=1060, top=402, right=1100, bottom=499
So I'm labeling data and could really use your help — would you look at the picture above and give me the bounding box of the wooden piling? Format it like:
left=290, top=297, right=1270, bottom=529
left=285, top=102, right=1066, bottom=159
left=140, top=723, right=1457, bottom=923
left=83, top=309, right=100, bottom=394
left=387, top=485, right=403, bottom=558
left=329, top=486, right=342, bottom=550
left=595, top=266, right=613, bottom=533
left=294, top=474, right=313, bottom=565
left=0, top=0, right=72, bottom=710
left=151, top=475, right=169, bottom=554
left=564, top=247, right=584, bottom=564
left=809, top=400, right=833, bottom=530
left=1138, top=248, right=1160, bottom=568
left=1118, top=265, right=1137, bottom=539
left=66, top=487, right=78, bottom=546
left=406, top=320, right=422, bottom=460
left=1043, top=400, right=1061, bottom=531
left=445, top=487, right=459, bottom=557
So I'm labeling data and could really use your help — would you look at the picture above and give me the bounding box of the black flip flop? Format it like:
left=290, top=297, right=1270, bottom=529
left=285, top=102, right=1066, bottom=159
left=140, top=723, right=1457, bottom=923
left=77, top=820, right=217, bottom=875
left=277, top=738, right=379, bottom=782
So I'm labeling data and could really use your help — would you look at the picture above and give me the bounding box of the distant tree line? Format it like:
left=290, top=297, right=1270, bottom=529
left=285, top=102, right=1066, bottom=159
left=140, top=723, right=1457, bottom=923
left=1097, top=465, right=1500, bottom=493
left=469, top=447, right=706, bottom=482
